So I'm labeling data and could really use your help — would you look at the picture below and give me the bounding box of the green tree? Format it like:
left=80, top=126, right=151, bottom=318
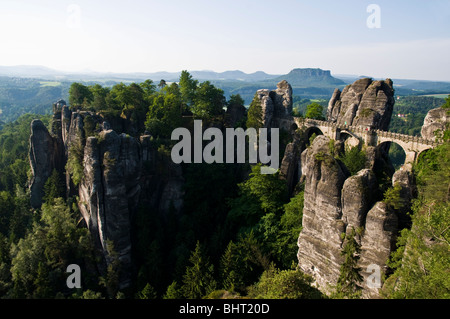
left=338, top=146, right=366, bottom=176
left=334, top=227, right=363, bottom=298
left=99, top=239, right=122, bottom=299
left=89, top=84, right=109, bottom=111
left=383, top=183, right=406, bottom=210
left=136, top=283, right=158, bottom=299
left=43, top=169, right=64, bottom=205
left=383, top=200, right=449, bottom=299
left=140, top=79, right=157, bottom=103
left=442, top=94, right=450, bottom=109
left=228, top=94, right=245, bottom=108
left=219, top=241, right=244, bottom=292
left=69, top=82, right=93, bottom=107
left=10, top=198, right=92, bottom=298
left=179, top=70, right=198, bottom=107
left=191, top=81, right=225, bottom=120
left=163, top=281, right=182, bottom=299
left=145, top=91, right=183, bottom=138
left=305, top=102, right=325, bottom=120
left=158, top=79, right=167, bottom=90
left=181, top=241, right=217, bottom=299
left=239, top=164, right=288, bottom=214
left=246, top=94, right=263, bottom=129
left=65, top=138, right=84, bottom=186
left=384, top=140, right=450, bottom=299
left=248, top=264, right=323, bottom=299
left=0, top=191, right=14, bottom=236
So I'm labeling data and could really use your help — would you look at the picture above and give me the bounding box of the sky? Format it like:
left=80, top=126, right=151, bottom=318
left=0, top=0, right=449, bottom=81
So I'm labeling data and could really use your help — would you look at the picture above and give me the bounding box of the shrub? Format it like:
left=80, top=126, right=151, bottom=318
left=248, top=265, right=323, bottom=299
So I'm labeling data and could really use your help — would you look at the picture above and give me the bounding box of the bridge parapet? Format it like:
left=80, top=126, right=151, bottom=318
left=294, top=117, right=443, bottom=148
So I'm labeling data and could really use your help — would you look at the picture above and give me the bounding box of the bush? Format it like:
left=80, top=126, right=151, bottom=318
left=383, top=183, right=406, bottom=210
left=338, top=146, right=366, bottom=176
left=65, top=139, right=84, bottom=186
left=248, top=265, right=323, bottom=299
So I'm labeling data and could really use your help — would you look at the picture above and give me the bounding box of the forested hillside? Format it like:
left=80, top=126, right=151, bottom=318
left=0, top=77, right=69, bottom=125
left=0, top=73, right=448, bottom=300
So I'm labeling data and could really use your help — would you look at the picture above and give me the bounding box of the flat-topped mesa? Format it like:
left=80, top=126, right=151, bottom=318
left=327, top=78, right=395, bottom=131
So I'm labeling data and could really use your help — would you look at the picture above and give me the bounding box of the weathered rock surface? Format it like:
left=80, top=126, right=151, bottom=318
left=79, top=130, right=142, bottom=288
left=279, top=135, right=303, bottom=195
left=272, top=80, right=293, bottom=118
left=256, top=89, right=274, bottom=128
left=359, top=201, right=398, bottom=298
left=327, top=78, right=395, bottom=130
left=29, top=120, right=64, bottom=208
left=29, top=101, right=185, bottom=289
left=341, top=169, right=377, bottom=234
left=257, top=80, right=293, bottom=128
left=297, top=135, right=401, bottom=297
left=421, top=107, right=449, bottom=141
left=297, top=135, right=348, bottom=291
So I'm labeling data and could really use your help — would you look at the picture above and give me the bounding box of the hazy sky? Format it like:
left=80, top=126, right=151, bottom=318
left=0, top=0, right=449, bottom=80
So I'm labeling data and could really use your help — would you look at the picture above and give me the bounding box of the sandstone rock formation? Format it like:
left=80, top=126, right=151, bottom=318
left=257, top=80, right=293, bottom=128
left=341, top=169, right=377, bottom=234
left=29, top=101, right=184, bottom=289
left=359, top=201, right=398, bottom=298
left=295, top=76, right=406, bottom=297
left=421, top=106, right=449, bottom=141
left=279, top=134, right=303, bottom=195
left=327, top=78, right=395, bottom=130
left=29, top=119, right=64, bottom=208
left=296, top=135, right=401, bottom=297
left=297, top=135, right=348, bottom=290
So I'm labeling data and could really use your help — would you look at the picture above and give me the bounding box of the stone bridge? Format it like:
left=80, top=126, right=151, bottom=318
left=292, top=117, right=442, bottom=169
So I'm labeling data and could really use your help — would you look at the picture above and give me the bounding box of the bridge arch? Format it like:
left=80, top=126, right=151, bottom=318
left=305, top=126, right=324, bottom=144
left=340, top=130, right=362, bottom=149
left=376, top=140, right=407, bottom=170
left=417, top=147, right=433, bottom=163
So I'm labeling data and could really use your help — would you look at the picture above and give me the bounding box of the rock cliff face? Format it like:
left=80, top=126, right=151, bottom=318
left=296, top=135, right=400, bottom=297
left=29, top=102, right=184, bottom=289
left=297, top=136, right=348, bottom=290
left=327, top=78, right=395, bottom=130
left=421, top=106, right=449, bottom=141
left=78, top=130, right=142, bottom=288
left=257, top=80, right=293, bottom=129
left=29, top=119, right=64, bottom=208
left=296, top=78, right=405, bottom=298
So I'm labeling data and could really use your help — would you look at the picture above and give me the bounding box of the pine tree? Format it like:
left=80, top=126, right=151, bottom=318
left=99, top=240, right=121, bottom=299
left=163, top=281, right=182, bottom=299
left=136, top=283, right=157, bottom=299
left=336, top=227, right=363, bottom=298
left=220, top=241, right=244, bottom=292
left=246, top=94, right=263, bottom=130
left=43, top=169, right=64, bottom=205
left=181, top=241, right=216, bottom=299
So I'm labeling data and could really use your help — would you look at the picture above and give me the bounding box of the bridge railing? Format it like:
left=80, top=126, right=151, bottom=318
left=373, top=129, right=441, bottom=146
left=295, top=117, right=442, bottom=147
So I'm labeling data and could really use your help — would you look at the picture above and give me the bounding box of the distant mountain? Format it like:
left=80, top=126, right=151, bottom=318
left=0, top=65, right=63, bottom=78
left=0, top=65, right=279, bottom=83
left=272, top=68, right=345, bottom=87
left=190, top=70, right=279, bottom=82
left=0, top=65, right=448, bottom=106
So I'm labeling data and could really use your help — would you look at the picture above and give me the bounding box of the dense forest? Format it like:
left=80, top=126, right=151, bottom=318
left=0, top=72, right=448, bottom=299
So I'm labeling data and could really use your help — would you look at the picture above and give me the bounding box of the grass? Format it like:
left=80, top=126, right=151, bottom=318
left=419, top=93, right=449, bottom=99
left=39, top=81, right=62, bottom=87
